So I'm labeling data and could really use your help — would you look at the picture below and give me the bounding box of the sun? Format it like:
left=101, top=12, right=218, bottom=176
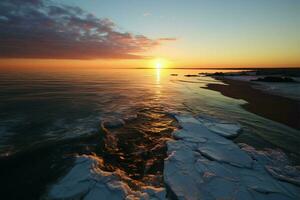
left=156, top=61, right=162, bottom=69
left=153, top=58, right=166, bottom=69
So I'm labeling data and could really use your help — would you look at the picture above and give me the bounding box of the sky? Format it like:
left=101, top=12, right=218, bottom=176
left=0, top=0, right=300, bottom=69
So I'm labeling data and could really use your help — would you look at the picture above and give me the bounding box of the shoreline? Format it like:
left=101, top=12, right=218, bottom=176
left=205, top=77, right=300, bottom=130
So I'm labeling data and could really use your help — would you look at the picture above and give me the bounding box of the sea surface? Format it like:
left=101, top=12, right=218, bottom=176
left=0, top=68, right=299, bottom=199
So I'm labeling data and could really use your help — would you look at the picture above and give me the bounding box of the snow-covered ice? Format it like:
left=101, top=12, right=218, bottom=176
left=196, top=115, right=242, bottom=138
left=240, top=143, right=300, bottom=187
left=164, top=115, right=300, bottom=200
left=47, top=155, right=166, bottom=200
left=47, top=115, right=300, bottom=200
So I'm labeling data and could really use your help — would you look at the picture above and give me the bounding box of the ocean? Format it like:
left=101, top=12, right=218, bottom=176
left=0, top=68, right=299, bottom=199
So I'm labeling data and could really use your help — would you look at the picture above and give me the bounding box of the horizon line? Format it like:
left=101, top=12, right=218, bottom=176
left=128, top=67, right=300, bottom=70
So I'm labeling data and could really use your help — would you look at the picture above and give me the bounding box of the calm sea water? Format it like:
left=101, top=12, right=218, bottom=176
left=0, top=68, right=299, bottom=198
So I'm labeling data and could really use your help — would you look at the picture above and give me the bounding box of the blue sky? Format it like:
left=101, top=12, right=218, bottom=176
left=52, top=0, right=300, bottom=67
left=57, top=0, right=300, bottom=38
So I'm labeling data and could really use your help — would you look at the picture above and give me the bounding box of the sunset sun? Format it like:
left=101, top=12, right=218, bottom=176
left=154, top=58, right=167, bottom=69
left=155, top=61, right=162, bottom=69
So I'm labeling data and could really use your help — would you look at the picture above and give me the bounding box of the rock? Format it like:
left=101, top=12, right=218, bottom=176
left=184, top=74, right=199, bottom=77
left=251, top=76, right=296, bottom=83
left=207, top=72, right=225, bottom=76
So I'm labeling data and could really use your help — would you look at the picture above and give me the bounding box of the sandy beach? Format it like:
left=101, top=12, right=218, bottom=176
left=206, top=77, right=300, bottom=130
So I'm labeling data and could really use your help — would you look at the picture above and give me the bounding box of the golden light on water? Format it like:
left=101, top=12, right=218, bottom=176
left=152, top=58, right=170, bottom=85
left=156, top=67, right=160, bottom=84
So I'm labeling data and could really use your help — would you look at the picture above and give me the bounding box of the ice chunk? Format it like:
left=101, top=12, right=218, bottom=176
left=196, top=115, right=242, bottom=138
left=204, top=122, right=241, bottom=138
left=47, top=155, right=166, bottom=200
left=240, top=143, right=300, bottom=187
left=164, top=115, right=300, bottom=200
left=175, top=115, right=253, bottom=168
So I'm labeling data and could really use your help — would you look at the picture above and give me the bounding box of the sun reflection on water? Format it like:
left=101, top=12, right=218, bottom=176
left=156, top=68, right=161, bottom=85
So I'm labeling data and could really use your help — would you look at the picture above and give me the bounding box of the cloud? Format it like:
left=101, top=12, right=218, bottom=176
left=0, top=0, right=174, bottom=59
left=143, top=12, right=151, bottom=17
left=158, top=38, right=177, bottom=41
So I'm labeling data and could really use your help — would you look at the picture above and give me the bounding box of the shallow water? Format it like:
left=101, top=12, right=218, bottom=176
left=0, top=68, right=299, bottom=198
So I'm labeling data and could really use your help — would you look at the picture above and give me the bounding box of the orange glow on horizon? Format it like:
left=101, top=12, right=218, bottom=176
left=0, top=58, right=299, bottom=71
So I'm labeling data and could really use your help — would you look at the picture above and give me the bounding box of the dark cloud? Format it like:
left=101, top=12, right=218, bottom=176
left=0, top=0, right=173, bottom=59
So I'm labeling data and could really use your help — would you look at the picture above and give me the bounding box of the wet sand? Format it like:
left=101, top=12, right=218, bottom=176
left=205, top=78, right=300, bottom=130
